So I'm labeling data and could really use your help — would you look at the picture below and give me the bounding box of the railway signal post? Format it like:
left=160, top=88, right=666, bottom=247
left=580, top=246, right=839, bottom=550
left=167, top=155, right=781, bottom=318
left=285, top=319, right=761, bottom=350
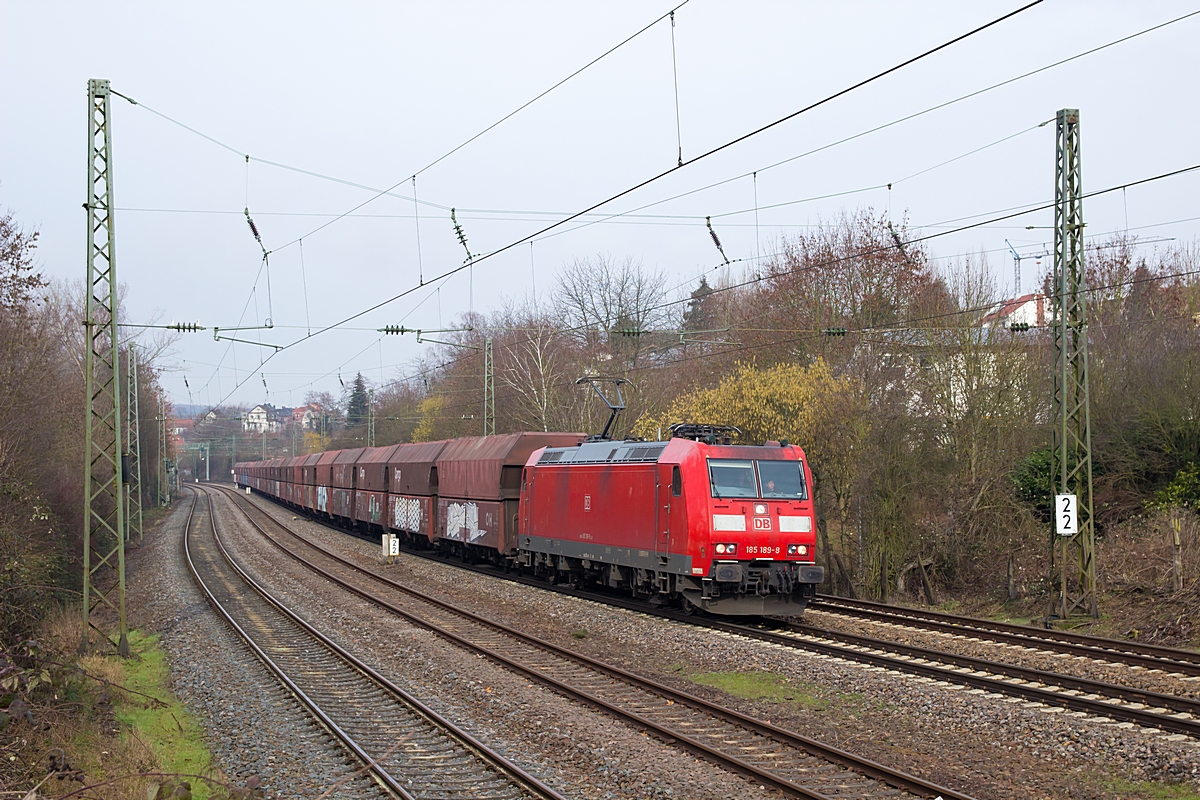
left=81, top=78, right=130, bottom=655
left=1050, top=108, right=1097, bottom=620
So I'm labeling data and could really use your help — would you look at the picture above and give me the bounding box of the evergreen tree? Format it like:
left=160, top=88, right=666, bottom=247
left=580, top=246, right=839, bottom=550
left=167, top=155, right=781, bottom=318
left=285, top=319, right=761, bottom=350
left=346, top=373, right=369, bottom=428
left=682, top=277, right=715, bottom=331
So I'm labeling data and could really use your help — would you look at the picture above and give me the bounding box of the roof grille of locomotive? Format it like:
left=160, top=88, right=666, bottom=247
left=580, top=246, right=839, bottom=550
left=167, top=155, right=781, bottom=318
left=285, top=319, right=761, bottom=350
left=668, top=423, right=741, bottom=445
left=539, top=443, right=666, bottom=464
left=623, top=445, right=665, bottom=461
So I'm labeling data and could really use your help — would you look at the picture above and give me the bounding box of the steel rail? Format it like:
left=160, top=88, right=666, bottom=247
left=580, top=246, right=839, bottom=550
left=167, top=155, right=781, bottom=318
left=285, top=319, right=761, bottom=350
left=182, top=490, right=409, bottom=799
left=218, top=485, right=973, bottom=800
left=519, top=583, right=1200, bottom=736
left=541, top=582, right=1200, bottom=737
left=239, top=487, right=1200, bottom=741
left=187, top=488, right=563, bottom=800
left=810, top=594, right=1200, bottom=673
left=784, top=621, right=1200, bottom=724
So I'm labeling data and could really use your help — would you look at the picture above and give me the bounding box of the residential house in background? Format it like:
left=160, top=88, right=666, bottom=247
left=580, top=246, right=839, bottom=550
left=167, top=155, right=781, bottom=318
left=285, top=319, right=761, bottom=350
left=980, top=293, right=1047, bottom=330
left=243, top=404, right=282, bottom=433
left=293, top=403, right=323, bottom=430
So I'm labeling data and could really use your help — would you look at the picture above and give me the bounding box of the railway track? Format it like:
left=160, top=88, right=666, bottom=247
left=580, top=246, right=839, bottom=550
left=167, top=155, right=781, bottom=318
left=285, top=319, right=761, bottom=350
left=238, top=487, right=1200, bottom=743
left=807, top=594, right=1200, bottom=677
left=185, top=487, right=564, bottom=800
left=215, top=485, right=972, bottom=800
left=555, top=590, right=1200, bottom=739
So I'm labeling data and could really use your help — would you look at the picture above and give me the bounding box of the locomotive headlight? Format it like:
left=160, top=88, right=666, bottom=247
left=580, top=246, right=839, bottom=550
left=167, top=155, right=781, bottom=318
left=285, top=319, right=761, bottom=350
left=714, top=543, right=737, bottom=556
left=787, top=543, right=809, bottom=556
left=754, top=503, right=767, bottom=515
left=715, top=543, right=726, bottom=554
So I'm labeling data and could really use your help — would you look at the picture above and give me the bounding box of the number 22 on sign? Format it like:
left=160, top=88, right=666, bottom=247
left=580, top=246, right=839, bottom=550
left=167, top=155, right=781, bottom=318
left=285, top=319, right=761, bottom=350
left=1055, top=494, right=1078, bottom=536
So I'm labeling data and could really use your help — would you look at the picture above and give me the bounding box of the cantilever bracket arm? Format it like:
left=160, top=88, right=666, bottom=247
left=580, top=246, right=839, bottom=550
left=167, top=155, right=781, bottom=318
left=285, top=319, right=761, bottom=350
left=416, top=333, right=481, bottom=350
left=212, top=321, right=274, bottom=335
left=213, top=332, right=282, bottom=351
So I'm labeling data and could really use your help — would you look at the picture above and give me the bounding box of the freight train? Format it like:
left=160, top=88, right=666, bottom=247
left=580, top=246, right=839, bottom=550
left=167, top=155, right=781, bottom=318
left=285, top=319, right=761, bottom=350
left=234, top=424, right=824, bottom=615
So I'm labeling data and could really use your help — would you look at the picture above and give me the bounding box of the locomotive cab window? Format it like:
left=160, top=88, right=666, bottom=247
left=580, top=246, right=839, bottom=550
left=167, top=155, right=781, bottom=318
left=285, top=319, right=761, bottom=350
left=708, top=460, right=758, bottom=498
left=671, top=465, right=682, bottom=496
left=757, top=460, right=807, bottom=499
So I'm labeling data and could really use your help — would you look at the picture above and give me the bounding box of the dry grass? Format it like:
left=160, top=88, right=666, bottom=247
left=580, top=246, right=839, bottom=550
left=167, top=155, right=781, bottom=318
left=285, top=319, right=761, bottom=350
left=1100, top=510, right=1200, bottom=594
left=1083, top=510, right=1200, bottom=645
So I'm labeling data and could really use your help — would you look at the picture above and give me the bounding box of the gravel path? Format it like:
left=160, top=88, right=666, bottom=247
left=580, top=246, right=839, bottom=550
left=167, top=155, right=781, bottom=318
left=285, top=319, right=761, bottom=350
left=236, top=493, right=1200, bottom=800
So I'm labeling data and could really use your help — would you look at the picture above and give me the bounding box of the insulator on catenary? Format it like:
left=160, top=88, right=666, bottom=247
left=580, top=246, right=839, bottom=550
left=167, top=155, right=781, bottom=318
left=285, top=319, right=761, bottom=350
left=706, top=216, right=730, bottom=266
left=451, top=207, right=473, bottom=263
left=244, top=208, right=262, bottom=243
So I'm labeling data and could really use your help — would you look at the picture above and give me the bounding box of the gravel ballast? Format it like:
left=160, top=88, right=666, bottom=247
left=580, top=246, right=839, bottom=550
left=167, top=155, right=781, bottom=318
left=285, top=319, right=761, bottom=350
left=234, top=492, right=1200, bottom=800
left=130, top=491, right=782, bottom=800
left=127, top=496, right=383, bottom=799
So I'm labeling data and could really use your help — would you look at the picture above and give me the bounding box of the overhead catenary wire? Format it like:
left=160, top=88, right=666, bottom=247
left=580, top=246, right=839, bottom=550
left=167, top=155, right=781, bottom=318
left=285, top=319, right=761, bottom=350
left=246, top=2, right=696, bottom=254
left=207, top=163, right=1200, bottom=411
left=670, top=10, right=683, bottom=167
left=197, top=0, right=1047, bottom=411
left=149, top=0, right=1053, bottom=353
left=110, top=5, right=1198, bottom=285
left=222, top=228, right=1190, bottom=418
left=138, top=4, right=1200, bottom=412
left=109, top=2, right=691, bottom=211
left=533, top=9, right=1200, bottom=241
left=299, top=239, right=312, bottom=337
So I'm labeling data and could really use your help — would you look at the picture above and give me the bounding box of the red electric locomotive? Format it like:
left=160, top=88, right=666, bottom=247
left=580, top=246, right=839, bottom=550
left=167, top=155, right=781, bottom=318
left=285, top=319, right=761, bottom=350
left=231, top=379, right=824, bottom=616
left=519, top=424, right=823, bottom=615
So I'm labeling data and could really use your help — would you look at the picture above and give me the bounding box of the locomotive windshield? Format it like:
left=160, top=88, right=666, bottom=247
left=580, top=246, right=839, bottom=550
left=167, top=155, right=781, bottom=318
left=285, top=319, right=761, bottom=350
left=758, top=460, right=807, bottom=499
left=708, top=459, right=808, bottom=499
left=708, top=460, right=758, bottom=498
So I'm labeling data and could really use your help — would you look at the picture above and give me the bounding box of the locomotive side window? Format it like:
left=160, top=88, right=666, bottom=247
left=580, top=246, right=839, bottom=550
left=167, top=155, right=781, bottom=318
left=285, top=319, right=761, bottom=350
left=671, top=465, right=682, bottom=496
left=708, top=460, right=758, bottom=498
left=757, top=460, right=807, bottom=499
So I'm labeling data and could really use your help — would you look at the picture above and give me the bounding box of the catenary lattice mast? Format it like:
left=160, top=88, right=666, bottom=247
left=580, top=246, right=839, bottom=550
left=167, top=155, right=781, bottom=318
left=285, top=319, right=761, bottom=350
left=81, top=78, right=129, bottom=655
left=1050, top=108, right=1097, bottom=619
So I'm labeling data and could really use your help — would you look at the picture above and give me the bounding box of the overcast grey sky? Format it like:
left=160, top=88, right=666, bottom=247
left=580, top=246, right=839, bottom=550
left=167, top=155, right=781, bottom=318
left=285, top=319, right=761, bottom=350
left=3, top=1, right=1199, bottom=410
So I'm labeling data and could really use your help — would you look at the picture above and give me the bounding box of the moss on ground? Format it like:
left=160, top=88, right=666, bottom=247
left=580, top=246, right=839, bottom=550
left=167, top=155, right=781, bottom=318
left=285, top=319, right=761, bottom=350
left=1100, top=778, right=1200, bottom=800
left=688, top=670, right=830, bottom=711
left=108, top=630, right=221, bottom=799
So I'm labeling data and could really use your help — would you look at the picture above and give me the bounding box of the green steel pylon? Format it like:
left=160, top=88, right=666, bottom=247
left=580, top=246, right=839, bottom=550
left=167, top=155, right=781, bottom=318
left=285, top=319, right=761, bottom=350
left=483, top=338, right=494, bottom=436
left=81, top=78, right=129, bottom=656
left=1050, top=108, right=1098, bottom=619
left=158, top=394, right=170, bottom=506
left=126, top=346, right=144, bottom=543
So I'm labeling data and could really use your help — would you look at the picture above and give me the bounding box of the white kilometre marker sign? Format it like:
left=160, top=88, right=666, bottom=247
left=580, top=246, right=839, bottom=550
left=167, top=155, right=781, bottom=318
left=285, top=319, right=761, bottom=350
left=1055, top=494, right=1078, bottom=536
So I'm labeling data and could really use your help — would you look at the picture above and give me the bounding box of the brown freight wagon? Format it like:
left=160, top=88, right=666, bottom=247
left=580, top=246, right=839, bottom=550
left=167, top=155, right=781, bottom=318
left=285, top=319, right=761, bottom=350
left=353, top=445, right=402, bottom=529
left=281, top=455, right=302, bottom=505
left=297, top=452, right=322, bottom=512
left=330, top=448, right=365, bottom=521
left=313, top=450, right=341, bottom=515
left=385, top=440, right=449, bottom=543
left=434, top=433, right=580, bottom=556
